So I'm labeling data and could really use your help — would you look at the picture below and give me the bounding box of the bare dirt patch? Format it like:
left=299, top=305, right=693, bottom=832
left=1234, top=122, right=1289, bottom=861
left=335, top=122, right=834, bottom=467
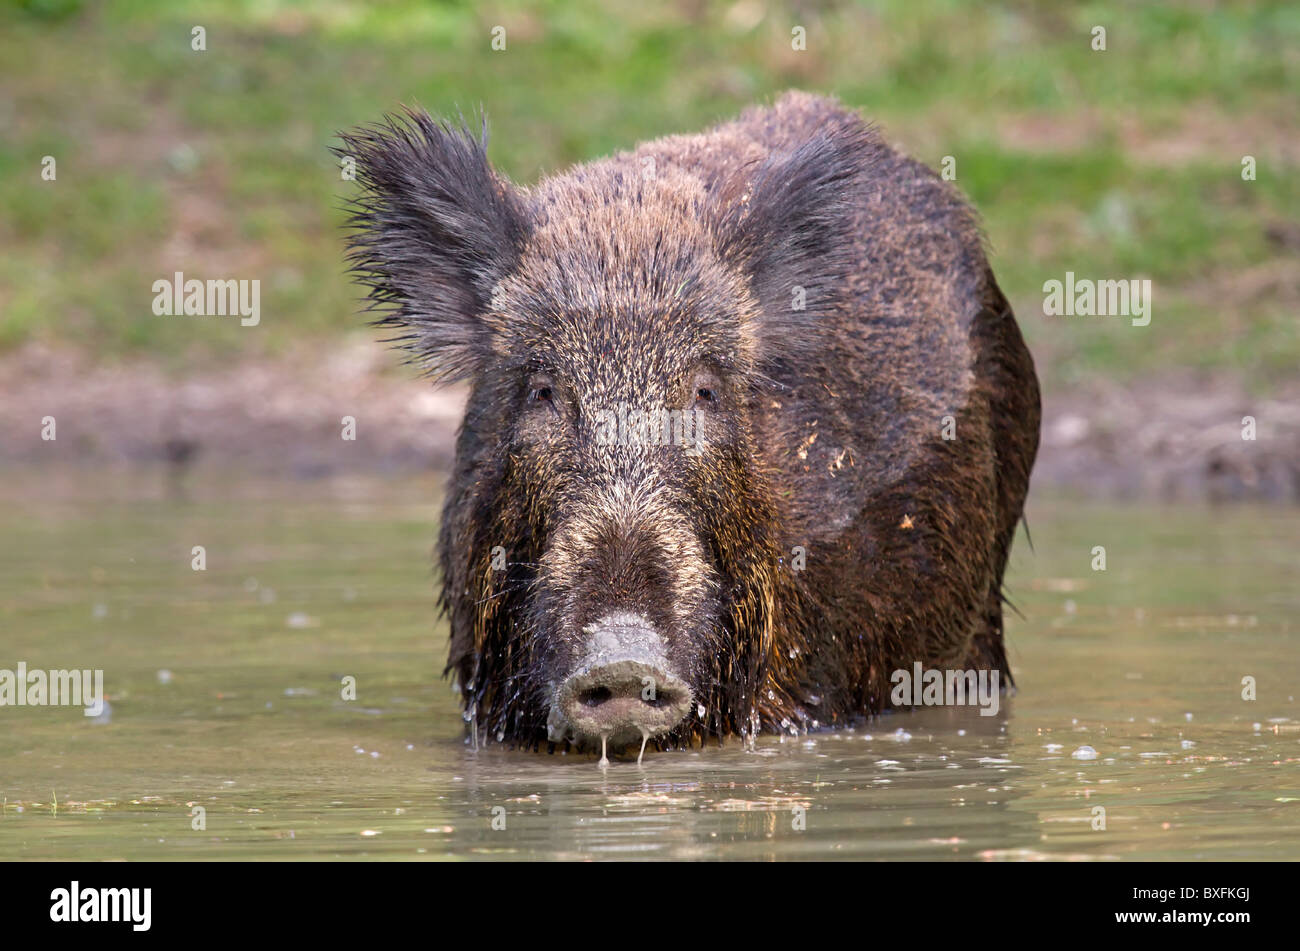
left=0, top=339, right=464, bottom=478
left=3, top=342, right=1296, bottom=502
left=997, top=106, right=1300, bottom=167
left=1039, top=373, right=1300, bottom=502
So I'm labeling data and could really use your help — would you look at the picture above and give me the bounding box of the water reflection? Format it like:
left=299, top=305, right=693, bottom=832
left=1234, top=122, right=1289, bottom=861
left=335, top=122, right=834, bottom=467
left=1, top=476, right=1296, bottom=860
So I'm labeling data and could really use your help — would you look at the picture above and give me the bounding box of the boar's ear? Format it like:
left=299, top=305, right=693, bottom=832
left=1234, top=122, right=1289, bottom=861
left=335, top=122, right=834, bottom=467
left=711, top=118, right=876, bottom=360
left=337, top=109, right=529, bottom=382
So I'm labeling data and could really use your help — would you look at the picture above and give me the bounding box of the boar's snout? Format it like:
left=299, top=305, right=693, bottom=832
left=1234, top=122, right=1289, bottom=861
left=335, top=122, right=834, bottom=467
left=551, top=612, right=692, bottom=749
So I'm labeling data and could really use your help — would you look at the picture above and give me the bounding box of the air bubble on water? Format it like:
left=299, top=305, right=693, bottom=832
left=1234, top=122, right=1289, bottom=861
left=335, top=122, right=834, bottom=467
left=353, top=746, right=365, bottom=754
left=891, top=729, right=912, bottom=742
left=157, top=669, right=173, bottom=684
left=369, top=751, right=379, bottom=758
left=1064, top=599, right=1076, bottom=615
left=286, top=612, right=315, bottom=629
left=259, top=587, right=276, bottom=604
left=1252, top=722, right=1262, bottom=732
left=1045, top=743, right=1064, bottom=753
left=1180, top=740, right=1195, bottom=749
left=1184, top=712, right=1193, bottom=721
left=957, top=729, right=966, bottom=737
left=1072, top=745, right=1098, bottom=760
left=243, top=577, right=259, bottom=592
left=92, top=603, right=108, bottom=620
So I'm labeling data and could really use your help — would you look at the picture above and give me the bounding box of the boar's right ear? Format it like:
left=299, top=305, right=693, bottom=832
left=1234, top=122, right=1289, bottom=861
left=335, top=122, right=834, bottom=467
left=711, top=117, right=877, bottom=361
left=337, top=109, right=529, bottom=381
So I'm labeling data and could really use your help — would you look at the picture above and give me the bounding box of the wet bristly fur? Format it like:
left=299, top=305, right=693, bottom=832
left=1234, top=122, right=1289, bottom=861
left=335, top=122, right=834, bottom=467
left=339, top=91, right=1041, bottom=751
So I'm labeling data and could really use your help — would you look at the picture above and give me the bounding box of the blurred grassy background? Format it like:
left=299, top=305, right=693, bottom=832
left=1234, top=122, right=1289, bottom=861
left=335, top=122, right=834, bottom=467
left=1, top=0, right=1297, bottom=391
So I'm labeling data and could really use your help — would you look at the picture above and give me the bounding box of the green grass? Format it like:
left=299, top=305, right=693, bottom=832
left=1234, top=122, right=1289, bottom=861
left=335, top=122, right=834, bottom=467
left=1, top=0, right=1297, bottom=386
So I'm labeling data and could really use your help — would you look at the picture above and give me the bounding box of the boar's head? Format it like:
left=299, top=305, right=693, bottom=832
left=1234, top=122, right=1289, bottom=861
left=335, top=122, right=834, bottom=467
left=339, top=108, right=871, bottom=753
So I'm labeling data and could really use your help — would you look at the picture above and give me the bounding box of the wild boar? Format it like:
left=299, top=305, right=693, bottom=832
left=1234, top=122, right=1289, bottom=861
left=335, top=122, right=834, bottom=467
left=339, top=91, right=1040, bottom=758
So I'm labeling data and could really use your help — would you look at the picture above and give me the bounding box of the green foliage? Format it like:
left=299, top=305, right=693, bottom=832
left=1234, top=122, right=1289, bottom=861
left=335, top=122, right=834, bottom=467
left=1, top=0, right=1296, bottom=385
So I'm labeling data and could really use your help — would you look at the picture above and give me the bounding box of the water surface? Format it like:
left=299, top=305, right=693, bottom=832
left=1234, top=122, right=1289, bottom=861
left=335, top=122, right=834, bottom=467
left=2, top=472, right=1296, bottom=860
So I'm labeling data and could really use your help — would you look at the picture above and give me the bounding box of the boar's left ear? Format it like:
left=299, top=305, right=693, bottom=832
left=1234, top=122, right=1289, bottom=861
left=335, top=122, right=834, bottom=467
left=337, top=108, right=529, bottom=381
left=711, top=116, right=877, bottom=358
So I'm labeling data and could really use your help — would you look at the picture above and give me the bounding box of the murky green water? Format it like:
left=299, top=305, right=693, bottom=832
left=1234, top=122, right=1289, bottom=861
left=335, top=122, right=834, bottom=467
left=1, top=472, right=1297, bottom=861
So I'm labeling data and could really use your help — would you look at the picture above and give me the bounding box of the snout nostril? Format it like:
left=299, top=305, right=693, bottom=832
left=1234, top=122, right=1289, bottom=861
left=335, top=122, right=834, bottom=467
left=579, top=686, right=613, bottom=707
left=557, top=647, right=693, bottom=745
left=577, top=679, right=683, bottom=709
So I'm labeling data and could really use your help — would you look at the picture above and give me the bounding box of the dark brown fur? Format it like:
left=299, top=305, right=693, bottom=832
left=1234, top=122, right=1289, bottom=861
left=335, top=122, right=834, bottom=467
left=339, top=92, right=1040, bottom=751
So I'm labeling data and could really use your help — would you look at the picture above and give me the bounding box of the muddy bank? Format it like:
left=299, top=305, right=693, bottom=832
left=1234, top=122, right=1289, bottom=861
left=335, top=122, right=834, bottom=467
left=0, top=340, right=465, bottom=479
left=1039, top=376, right=1300, bottom=502
left=2, top=342, right=1297, bottom=502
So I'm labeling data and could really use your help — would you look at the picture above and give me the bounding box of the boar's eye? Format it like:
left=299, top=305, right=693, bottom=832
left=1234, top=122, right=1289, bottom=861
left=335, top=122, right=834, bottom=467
left=525, top=375, right=559, bottom=414
left=692, top=369, right=722, bottom=409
